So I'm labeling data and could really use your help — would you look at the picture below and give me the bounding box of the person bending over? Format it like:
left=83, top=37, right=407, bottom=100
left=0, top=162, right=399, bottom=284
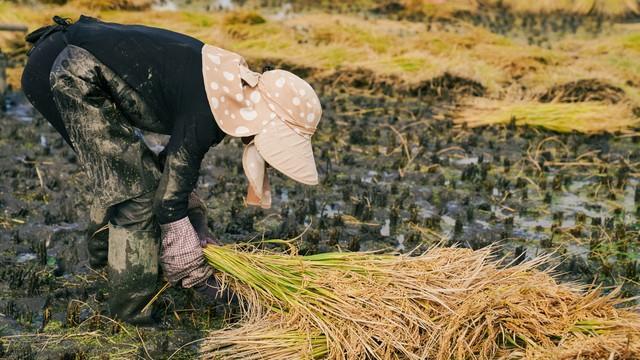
left=21, top=15, right=322, bottom=324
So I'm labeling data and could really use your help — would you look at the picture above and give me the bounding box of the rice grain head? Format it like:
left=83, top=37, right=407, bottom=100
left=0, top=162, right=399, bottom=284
left=201, top=244, right=640, bottom=360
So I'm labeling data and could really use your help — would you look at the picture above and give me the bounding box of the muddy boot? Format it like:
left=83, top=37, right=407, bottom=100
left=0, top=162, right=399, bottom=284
left=107, top=223, right=160, bottom=325
left=87, top=204, right=112, bottom=269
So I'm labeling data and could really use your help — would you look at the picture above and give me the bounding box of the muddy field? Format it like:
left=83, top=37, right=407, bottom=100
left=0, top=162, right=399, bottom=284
left=3, top=79, right=640, bottom=358
left=2, top=2, right=640, bottom=359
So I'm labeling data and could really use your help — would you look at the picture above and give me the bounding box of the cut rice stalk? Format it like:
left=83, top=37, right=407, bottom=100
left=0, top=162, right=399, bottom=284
left=200, top=315, right=328, bottom=360
left=202, top=244, right=640, bottom=359
left=455, top=99, right=640, bottom=133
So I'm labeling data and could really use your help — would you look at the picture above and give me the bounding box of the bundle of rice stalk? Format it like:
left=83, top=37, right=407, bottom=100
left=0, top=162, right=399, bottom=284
left=455, top=99, right=640, bottom=134
left=201, top=244, right=640, bottom=359
left=201, top=314, right=328, bottom=360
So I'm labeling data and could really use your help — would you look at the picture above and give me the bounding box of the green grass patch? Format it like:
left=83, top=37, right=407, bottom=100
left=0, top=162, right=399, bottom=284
left=623, top=33, right=640, bottom=52
left=389, top=55, right=426, bottom=73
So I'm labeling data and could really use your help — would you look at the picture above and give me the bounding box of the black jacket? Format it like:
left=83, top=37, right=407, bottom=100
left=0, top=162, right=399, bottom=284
left=22, top=15, right=226, bottom=224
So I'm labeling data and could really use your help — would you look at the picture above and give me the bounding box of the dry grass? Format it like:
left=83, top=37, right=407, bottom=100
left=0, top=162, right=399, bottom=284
left=402, top=0, right=640, bottom=17
left=2, top=3, right=638, bottom=93
left=2, top=2, right=639, bottom=132
left=201, top=244, right=640, bottom=359
left=70, top=0, right=153, bottom=11
left=455, top=99, right=640, bottom=133
left=479, top=0, right=640, bottom=16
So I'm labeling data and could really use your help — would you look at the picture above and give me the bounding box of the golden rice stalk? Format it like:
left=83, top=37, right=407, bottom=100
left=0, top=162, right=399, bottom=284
left=200, top=314, right=328, bottom=360
left=455, top=99, right=640, bottom=133
left=201, top=244, right=640, bottom=359
left=437, top=274, right=640, bottom=359
left=465, top=0, right=640, bottom=16
left=203, top=245, right=492, bottom=359
left=525, top=330, right=640, bottom=359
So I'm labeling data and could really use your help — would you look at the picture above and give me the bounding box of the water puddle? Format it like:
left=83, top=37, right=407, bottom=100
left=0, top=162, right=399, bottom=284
left=380, top=219, right=390, bottom=236
left=16, top=252, right=37, bottom=263
left=4, top=92, right=36, bottom=122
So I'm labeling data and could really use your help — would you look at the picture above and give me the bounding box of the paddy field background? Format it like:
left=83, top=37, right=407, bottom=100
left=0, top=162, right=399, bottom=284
left=1, top=0, right=640, bottom=358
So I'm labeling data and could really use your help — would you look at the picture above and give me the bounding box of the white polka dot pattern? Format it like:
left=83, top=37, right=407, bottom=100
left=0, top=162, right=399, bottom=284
left=250, top=91, right=261, bottom=103
left=235, top=126, right=250, bottom=135
left=202, top=44, right=323, bottom=194
left=207, top=53, right=221, bottom=64
left=240, top=108, right=258, bottom=121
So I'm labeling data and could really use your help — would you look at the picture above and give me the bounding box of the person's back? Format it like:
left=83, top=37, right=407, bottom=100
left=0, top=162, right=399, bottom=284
left=23, top=15, right=215, bottom=140
left=65, top=15, right=206, bottom=130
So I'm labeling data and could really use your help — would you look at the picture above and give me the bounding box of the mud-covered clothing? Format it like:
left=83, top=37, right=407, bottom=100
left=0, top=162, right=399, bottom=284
left=47, top=44, right=163, bottom=208
left=40, top=43, right=212, bottom=322
left=44, top=44, right=164, bottom=323
left=21, top=15, right=226, bottom=224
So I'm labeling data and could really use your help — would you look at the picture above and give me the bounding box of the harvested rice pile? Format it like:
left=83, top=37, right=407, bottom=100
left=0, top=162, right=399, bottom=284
left=456, top=99, right=640, bottom=134
left=201, top=245, right=640, bottom=359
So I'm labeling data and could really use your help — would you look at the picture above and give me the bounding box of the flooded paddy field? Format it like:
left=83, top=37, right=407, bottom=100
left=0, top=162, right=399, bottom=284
left=2, top=1, right=640, bottom=358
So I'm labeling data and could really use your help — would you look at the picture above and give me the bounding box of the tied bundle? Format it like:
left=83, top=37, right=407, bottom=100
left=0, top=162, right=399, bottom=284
left=200, top=245, right=640, bottom=360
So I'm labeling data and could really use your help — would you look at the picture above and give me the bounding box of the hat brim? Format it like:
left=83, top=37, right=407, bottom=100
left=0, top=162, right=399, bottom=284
left=254, top=118, right=319, bottom=186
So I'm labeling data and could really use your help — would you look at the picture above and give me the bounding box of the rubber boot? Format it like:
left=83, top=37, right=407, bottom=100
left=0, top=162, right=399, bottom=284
left=87, top=204, right=112, bottom=268
left=107, top=223, right=160, bottom=325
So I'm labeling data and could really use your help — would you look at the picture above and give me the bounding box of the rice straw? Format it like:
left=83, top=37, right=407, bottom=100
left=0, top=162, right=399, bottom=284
left=201, top=244, right=640, bottom=359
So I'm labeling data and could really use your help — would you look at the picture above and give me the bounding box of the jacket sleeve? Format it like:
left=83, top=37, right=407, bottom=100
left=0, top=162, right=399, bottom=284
left=153, top=117, right=217, bottom=225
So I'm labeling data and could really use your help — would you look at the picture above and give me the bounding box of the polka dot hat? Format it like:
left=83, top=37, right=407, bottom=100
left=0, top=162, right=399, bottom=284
left=202, top=44, right=322, bottom=206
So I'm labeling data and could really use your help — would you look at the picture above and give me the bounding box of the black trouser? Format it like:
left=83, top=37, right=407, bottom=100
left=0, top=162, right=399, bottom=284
left=24, top=41, right=165, bottom=324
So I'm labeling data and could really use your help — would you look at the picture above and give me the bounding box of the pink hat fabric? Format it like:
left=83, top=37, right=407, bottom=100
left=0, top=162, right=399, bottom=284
left=201, top=44, right=322, bottom=196
left=242, top=141, right=272, bottom=208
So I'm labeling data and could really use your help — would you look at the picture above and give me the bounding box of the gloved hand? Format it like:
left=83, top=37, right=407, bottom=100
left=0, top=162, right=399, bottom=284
left=159, top=217, right=213, bottom=288
left=187, top=192, right=221, bottom=247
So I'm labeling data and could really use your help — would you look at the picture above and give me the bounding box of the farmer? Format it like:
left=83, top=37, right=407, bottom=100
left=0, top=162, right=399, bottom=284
left=21, top=15, right=322, bottom=324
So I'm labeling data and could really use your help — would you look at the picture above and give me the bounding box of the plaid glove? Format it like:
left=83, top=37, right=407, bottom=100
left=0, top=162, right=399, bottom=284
left=159, top=217, right=213, bottom=288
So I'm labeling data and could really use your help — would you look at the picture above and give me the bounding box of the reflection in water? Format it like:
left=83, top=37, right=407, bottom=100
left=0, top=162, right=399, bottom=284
left=16, top=252, right=37, bottom=263
left=4, top=92, right=36, bottom=122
